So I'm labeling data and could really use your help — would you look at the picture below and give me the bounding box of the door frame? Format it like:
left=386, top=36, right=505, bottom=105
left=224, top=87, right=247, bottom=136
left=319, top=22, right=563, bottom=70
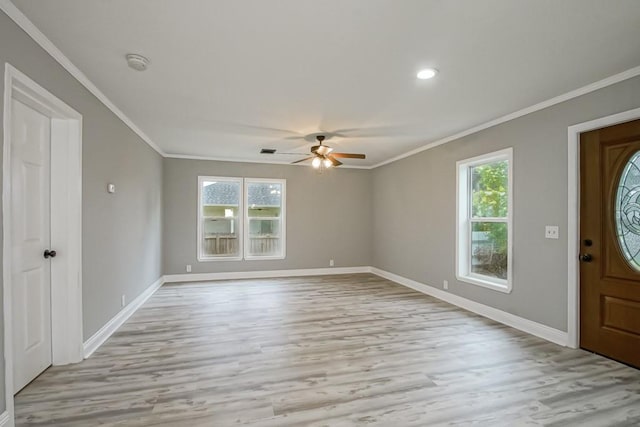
left=567, top=106, right=640, bottom=349
left=2, top=64, right=83, bottom=421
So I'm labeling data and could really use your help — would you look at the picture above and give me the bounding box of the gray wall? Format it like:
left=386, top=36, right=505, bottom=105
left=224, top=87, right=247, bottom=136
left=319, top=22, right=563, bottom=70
left=163, top=158, right=372, bottom=274
left=0, top=10, right=163, bottom=411
left=81, top=114, right=162, bottom=340
left=372, top=75, right=640, bottom=331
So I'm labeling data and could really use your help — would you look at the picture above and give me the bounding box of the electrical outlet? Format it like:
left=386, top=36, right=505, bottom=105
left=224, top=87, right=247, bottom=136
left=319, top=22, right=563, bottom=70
left=443, top=280, right=449, bottom=290
left=545, top=225, right=559, bottom=239
left=329, top=259, right=335, bottom=267
left=121, top=294, right=126, bottom=307
left=186, top=264, right=192, bottom=272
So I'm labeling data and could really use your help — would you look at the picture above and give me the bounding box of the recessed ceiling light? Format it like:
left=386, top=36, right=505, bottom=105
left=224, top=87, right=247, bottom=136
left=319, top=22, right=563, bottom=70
left=417, top=68, right=438, bottom=80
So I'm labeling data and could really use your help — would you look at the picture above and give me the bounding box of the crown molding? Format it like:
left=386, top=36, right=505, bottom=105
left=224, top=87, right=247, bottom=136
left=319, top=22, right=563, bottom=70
left=372, top=64, right=640, bottom=169
left=0, top=0, right=166, bottom=157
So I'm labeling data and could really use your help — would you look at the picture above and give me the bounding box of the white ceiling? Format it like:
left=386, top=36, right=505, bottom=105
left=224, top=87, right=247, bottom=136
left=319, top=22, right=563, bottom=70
left=11, top=0, right=640, bottom=167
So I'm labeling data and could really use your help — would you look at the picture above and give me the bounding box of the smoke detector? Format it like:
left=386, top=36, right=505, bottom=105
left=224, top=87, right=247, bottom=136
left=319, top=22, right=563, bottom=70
left=126, top=54, right=149, bottom=71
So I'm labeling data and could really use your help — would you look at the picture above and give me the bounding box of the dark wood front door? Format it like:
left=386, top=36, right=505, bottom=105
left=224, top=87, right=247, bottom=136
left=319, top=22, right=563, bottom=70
left=580, top=118, right=640, bottom=368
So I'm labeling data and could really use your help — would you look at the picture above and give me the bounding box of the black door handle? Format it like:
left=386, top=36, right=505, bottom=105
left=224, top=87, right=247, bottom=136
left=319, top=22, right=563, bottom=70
left=579, top=253, right=592, bottom=262
left=44, top=249, right=57, bottom=259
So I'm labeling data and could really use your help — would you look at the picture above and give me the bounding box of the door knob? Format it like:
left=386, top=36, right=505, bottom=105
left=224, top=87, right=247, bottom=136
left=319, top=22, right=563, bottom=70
left=579, top=253, right=592, bottom=262
left=44, top=249, right=57, bottom=259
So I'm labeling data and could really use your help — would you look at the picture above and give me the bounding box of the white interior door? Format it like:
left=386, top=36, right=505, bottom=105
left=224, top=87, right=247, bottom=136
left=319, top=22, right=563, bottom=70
left=10, top=98, right=53, bottom=393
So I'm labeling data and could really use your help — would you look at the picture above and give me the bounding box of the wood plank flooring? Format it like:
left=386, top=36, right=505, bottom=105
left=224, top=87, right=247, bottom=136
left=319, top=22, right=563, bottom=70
left=15, top=274, right=640, bottom=426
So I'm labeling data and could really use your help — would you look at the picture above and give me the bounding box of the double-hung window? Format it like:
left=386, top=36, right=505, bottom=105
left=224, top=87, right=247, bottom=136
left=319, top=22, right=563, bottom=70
left=456, top=148, right=512, bottom=292
left=198, top=176, right=286, bottom=261
left=244, top=179, right=286, bottom=260
left=198, top=177, right=243, bottom=261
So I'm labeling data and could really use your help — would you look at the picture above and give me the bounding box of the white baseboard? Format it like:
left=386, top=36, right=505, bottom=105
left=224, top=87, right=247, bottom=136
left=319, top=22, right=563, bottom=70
left=163, top=266, right=371, bottom=283
left=83, top=276, right=165, bottom=358
left=370, top=267, right=569, bottom=347
left=0, top=410, right=11, bottom=427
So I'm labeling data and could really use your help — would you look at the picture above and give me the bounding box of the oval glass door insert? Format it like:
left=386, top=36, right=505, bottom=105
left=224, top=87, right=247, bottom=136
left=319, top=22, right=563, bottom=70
left=616, top=151, right=640, bottom=271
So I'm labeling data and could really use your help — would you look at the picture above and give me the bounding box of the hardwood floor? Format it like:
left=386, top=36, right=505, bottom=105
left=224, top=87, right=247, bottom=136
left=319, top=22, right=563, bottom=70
left=15, top=274, right=640, bottom=426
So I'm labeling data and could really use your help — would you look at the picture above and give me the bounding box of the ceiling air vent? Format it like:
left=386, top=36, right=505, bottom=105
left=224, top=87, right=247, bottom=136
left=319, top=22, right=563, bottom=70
left=260, top=148, right=277, bottom=154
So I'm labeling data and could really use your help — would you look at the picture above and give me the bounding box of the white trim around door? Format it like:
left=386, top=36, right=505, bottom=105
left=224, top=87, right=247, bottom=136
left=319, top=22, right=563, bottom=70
left=567, top=106, right=640, bottom=349
left=2, top=63, right=83, bottom=425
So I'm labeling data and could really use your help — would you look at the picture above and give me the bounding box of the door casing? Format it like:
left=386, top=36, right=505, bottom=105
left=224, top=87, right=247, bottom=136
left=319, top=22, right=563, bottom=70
left=2, top=64, right=83, bottom=422
left=568, top=106, right=640, bottom=349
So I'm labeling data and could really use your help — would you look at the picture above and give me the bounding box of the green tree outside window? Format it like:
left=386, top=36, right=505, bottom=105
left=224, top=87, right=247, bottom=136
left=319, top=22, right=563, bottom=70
left=471, top=160, right=508, bottom=278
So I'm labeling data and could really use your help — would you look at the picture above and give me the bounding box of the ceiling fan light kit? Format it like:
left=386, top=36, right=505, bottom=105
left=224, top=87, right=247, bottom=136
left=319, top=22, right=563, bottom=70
left=290, top=134, right=366, bottom=169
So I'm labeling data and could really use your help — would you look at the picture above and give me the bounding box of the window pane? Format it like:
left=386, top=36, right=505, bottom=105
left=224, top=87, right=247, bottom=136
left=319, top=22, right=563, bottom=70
left=247, top=183, right=282, bottom=215
left=471, top=221, right=508, bottom=280
left=247, top=182, right=283, bottom=257
left=615, top=151, right=640, bottom=271
left=471, top=160, right=508, bottom=218
left=249, top=218, right=281, bottom=236
left=248, top=220, right=281, bottom=256
left=201, top=180, right=240, bottom=257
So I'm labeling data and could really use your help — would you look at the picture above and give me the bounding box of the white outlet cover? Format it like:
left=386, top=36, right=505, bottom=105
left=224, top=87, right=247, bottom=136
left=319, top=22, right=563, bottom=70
left=107, top=183, right=116, bottom=193
left=545, top=225, right=559, bottom=239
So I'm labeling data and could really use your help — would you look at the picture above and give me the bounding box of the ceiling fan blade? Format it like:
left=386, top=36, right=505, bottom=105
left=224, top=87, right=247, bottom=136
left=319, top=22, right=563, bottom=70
left=327, top=155, right=343, bottom=167
left=331, top=153, right=366, bottom=159
left=201, top=120, right=302, bottom=137
left=291, top=157, right=313, bottom=164
left=332, top=126, right=407, bottom=138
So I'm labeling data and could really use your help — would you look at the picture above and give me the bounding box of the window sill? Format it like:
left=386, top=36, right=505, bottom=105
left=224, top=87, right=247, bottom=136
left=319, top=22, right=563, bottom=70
left=197, top=255, right=286, bottom=262
left=456, top=274, right=512, bottom=294
left=244, top=255, right=286, bottom=261
left=198, top=256, right=243, bottom=262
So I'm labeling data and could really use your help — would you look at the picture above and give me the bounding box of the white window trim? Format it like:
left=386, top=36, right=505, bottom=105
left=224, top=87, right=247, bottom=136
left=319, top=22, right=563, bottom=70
left=456, top=148, right=513, bottom=293
left=197, top=176, right=244, bottom=262
left=244, top=177, right=287, bottom=261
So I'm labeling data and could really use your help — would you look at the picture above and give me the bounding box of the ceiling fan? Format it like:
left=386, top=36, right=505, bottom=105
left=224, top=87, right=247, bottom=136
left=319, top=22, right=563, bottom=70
left=290, top=135, right=365, bottom=168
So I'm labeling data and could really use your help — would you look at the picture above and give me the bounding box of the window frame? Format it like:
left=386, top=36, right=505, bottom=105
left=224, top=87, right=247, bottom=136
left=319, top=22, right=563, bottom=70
left=243, top=177, right=287, bottom=261
left=197, top=176, right=244, bottom=262
left=456, top=148, right=513, bottom=293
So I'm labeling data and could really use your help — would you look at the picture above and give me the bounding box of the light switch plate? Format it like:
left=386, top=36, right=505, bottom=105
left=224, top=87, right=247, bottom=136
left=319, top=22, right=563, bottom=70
left=107, top=183, right=116, bottom=193
left=545, top=225, right=559, bottom=239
